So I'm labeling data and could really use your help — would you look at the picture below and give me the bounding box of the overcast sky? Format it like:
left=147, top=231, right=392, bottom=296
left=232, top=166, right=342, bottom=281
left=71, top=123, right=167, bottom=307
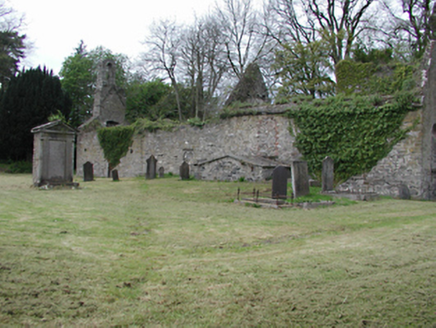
left=8, top=0, right=221, bottom=74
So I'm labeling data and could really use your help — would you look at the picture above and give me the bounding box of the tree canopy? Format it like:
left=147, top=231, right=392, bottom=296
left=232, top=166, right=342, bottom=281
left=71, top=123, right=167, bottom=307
left=59, top=41, right=129, bottom=127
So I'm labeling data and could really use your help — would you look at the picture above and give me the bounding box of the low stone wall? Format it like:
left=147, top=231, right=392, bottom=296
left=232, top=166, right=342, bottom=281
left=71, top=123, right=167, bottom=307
left=77, top=114, right=300, bottom=179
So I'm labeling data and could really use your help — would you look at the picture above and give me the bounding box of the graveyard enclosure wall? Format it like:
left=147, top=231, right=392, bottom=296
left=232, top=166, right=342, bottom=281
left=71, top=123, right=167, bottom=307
left=337, top=110, right=426, bottom=198
left=76, top=114, right=300, bottom=179
left=77, top=105, right=432, bottom=199
left=337, top=40, right=436, bottom=200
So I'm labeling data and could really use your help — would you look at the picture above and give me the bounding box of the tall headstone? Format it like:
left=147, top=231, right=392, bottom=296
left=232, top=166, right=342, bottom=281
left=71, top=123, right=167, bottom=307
left=272, top=166, right=289, bottom=199
left=112, top=169, right=119, bottom=181
left=322, top=156, right=334, bottom=192
left=158, top=166, right=165, bottom=178
left=291, top=161, right=310, bottom=198
left=180, top=161, right=190, bottom=180
left=83, top=161, right=94, bottom=182
left=146, top=155, right=157, bottom=179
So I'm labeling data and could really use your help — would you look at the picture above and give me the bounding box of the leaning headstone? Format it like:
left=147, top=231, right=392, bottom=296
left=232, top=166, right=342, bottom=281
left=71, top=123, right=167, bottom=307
left=158, top=166, right=165, bottom=178
left=112, top=169, right=119, bottom=181
left=398, top=184, right=411, bottom=200
left=291, top=161, right=310, bottom=198
left=322, top=156, right=334, bottom=192
left=272, top=166, right=288, bottom=199
left=180, top=161, right=190, bottom=180
left=83, top=161, right=94, bottom=182
left=146, top=155, right=157, bottom=179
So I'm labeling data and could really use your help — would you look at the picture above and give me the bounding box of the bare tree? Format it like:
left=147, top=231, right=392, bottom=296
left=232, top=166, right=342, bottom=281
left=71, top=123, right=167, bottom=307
left=141, top=19, right=183, bottom=121
left=267, top=0, right=377, bottom=65
left=382, top=0, right=435, bottom=57
left=181, top=15, right=229, bottom=119
left=266, top=0, right=318, bottom=45
left=0, top=0, right=24, bottom=31
left=215, top=0, right=270, bottom=79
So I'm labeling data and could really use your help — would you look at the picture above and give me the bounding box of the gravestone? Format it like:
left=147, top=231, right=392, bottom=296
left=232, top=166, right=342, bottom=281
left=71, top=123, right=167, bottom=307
left=398, top=184, right=411, bottom=200
left=83, top=161, right=94, bottom=182
left=112, top=169, right=119, bottom=181
left=322, top=156, right=334, bottom=192
left=291, top=161, right=310, bottom=198
left=146, top=155, right=157, bottom=179
left=180, top=161, right=190, bottom=180
left=158, top=166, right=165, bottom=178
left=272, top=166, right=289, bottom=199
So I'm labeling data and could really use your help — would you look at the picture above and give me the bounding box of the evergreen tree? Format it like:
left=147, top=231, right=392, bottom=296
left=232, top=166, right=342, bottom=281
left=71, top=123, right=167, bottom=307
left=0, top=66, right=71, bottom=161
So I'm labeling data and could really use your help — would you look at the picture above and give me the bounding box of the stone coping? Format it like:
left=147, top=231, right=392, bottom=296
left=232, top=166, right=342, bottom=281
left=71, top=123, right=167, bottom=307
left=195, top=154, right=289, bottom=168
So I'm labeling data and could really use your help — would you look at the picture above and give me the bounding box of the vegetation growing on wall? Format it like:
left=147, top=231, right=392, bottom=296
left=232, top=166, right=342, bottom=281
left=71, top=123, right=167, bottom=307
left=336, top=60, right=416, bottom=96
left=97, top=126, right=134, bottom=168
left=288, top=92, right=417, bottom=183
left=132, top=118, right=179, bottom=134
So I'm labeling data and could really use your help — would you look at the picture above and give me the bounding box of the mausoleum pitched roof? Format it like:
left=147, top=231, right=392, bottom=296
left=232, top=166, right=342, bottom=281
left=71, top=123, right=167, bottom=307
left=31, top=120, right=78, bottom=134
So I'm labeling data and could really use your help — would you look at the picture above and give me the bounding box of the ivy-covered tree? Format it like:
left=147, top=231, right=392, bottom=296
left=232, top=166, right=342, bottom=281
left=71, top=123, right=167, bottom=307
left=0, top=66, right=71, bottom=161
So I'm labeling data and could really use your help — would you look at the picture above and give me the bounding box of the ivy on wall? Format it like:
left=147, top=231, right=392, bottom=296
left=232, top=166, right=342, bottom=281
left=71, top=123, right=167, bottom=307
left=287, top=93, right=417, bottom=183
left=97, top=126, right=135, bottom=168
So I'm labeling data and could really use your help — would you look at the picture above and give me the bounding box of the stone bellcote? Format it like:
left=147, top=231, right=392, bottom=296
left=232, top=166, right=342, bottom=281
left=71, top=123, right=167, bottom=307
left=91, top=59, right=126, bottom=126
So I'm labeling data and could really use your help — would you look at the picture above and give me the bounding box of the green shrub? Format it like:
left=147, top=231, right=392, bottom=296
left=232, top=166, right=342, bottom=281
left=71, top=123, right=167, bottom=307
left=6, top=161, right=32, bottom=173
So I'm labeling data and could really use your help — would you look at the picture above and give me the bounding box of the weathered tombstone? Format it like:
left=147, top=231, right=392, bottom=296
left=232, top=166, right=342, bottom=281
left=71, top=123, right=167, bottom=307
left=180, top=161, right=190, bottom=180
left=112, top=169, right=119, bottom=181
left=272, top=166, right=288, bottom=199
left=31, top=121, right=77, bottom=187
left=158, top=166, right=165, bottom=178
left=146, top=155, right=157, bottom=179
left=322, top=156, right=334, bottom=192
left=83, top=161, right=94, bottom=182
left=398, top=184, right=411, bottom=200
left=291, top=161, right=310, bottom=198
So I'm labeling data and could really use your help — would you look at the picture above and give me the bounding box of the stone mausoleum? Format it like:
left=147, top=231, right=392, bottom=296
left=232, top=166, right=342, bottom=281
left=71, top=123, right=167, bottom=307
left=76, top=42, right=436, bottom=200
left=31, top=121, right=77, bottom=187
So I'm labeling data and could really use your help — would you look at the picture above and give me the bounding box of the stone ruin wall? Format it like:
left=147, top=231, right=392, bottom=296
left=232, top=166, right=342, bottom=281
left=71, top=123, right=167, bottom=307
left=77, top=114, right=300, bottom=179
left=77, top=107, right=432, bottom=198
left=337, top=110, right=426, bottom=198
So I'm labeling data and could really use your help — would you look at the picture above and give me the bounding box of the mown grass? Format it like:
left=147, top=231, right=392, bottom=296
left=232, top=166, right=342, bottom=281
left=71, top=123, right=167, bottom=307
left=1, top=173, right=436, bottom=327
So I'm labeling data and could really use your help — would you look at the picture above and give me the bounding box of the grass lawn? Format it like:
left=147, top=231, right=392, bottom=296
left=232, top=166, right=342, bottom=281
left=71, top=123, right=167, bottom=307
left=1, top=173, right=435, bottom=327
